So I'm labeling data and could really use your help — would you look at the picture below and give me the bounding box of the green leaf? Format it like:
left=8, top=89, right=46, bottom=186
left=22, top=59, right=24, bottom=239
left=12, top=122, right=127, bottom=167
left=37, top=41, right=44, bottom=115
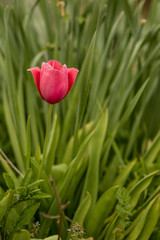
left=144, top=131, right=160, bottom=166
left=26, top=80, right=42, bottom=152
left=81, top=109, right=108, bottom=211
left=32, top=192, right=51, bottom=200
left=5, top=207, right=20, bottom=237
left=26, top=115, right=31, bottom=170
left=113, top=159, right=136, bottom=187
left=125, top=195, right=160, bottom=240
left=121, top=0, right=136, bottom=35
left=45, top=113, right=60, bottom=175
left=118, top=78, right=149, bottom=130
left=13, top=202, right=40, bottom=233
left=12, top=230, right=30, bottom=240
left=112, top=139, right=125, bottom=166
left=39, top=130, right=95, bottom=237
left=20, top=168, right=33, bottom=187
left=3, top=172, right=15, bottom=189
left=72, top=4, right=107, bottom=157
left=73, top=191, right=91, bottom=225
left=0, top=191, right=13, bottom=223
left=86, top=186, right=119, bottom=238
left=0, top=187, right=4, bottom=198
left=62, top=122, right=93, bottom=164
left=59, top=129, right=95, bottom=202
left=129, top=170, right=160, bottom=209
left=31, top=159, right=54, bottom=196
left=66, top=154, right=88, bottom=215
left=73, top=31, right=97, bottom=155
left=28, top=180, right=44, bottom=190
left=30, top=49, right=47, bottom=67
left=52, top=163, right=67, bottom=183
left=31, top=236, right=60, bottom=240
left=3, top=91, right=25, bottom=173
left=137, top=195, right=160, bottom=240
left=0, top=156, right=18, bottom=187
left=104, top=214, right=119, bottom=240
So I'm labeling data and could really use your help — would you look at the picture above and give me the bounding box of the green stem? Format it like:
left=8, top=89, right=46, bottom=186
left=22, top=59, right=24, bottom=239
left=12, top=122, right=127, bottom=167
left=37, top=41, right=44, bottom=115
left=26, top=115, right=31, bottom=170
left=38, top=104, right=53, bottom=179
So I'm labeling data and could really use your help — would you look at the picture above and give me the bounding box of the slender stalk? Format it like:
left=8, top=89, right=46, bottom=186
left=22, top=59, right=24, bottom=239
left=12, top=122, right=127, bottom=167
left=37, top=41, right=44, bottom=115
left=38, top=104, right=53, bottom=179
left=26, top=115, right=31, bottom=170
left=40, top=212, right=72, bottom=223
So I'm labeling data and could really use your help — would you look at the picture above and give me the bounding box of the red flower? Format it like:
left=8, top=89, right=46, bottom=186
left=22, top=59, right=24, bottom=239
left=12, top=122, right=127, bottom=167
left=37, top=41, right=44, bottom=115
left=28, top=60, right=79, bottom=104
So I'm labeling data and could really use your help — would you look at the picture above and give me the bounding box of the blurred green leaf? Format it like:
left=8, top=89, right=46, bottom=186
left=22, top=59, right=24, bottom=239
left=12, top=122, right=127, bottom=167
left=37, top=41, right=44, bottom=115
left=104, top=214, right=119, bottom=240
left=73, top=191, right=91, bottom=225
left=3, top=173, right=15, bottom=189
left=122, top=0, right=136, bottom=35
left=86, top=186, right=119, bottom=238
left=125, top=195, right=160, bottom=240
left=45, top=113, right=60, bottom=175
left=13, top=202, right=40, bottom=234
left=32, top=236, right=60, bottom=240
left=113, top=160, right=136, bottom=187
left=129, top=170, right=160, bottom=209
left=137, top=194, right=160, bottom=240
left=20, top=168, right=33, bottom=187
left=144, top=131, right=160, bottom=166
left=81, top=109, right=108, bottom=211
left=26, top=115, right=31, bottom=170
left=12, top=230, right=30, bottom=240
left=0, top=191, right=13, bottom=223
left=39, top=129, right=95, bottom=237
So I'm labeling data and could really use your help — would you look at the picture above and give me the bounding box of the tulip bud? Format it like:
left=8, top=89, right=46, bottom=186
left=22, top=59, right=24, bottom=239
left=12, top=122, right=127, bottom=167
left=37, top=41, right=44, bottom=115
left=28, top=60, right=79, bottom=104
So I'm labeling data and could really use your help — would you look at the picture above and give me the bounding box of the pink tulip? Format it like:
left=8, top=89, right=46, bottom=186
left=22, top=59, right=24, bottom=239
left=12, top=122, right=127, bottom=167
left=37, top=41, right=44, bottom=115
left=27, top=60, right=79, bottom=104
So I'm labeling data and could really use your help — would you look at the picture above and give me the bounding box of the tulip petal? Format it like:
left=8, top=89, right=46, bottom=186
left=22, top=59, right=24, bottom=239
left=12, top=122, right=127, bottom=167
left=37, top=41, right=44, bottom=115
left=27, top=67, right=41, bottom=91
left=40, top=62, right=53, bottom=79
left=40, top=69, right=68, bottom=104
left=67, top=68, right=79, bottom=92
left=61, top=64, right=68, bottom=75
left=48, top=60, right=62, bottom=70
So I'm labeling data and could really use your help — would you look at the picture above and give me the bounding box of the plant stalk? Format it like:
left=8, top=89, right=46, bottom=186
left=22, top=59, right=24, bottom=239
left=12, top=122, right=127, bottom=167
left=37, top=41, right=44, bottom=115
left=38, top=104, right=53, bottom=179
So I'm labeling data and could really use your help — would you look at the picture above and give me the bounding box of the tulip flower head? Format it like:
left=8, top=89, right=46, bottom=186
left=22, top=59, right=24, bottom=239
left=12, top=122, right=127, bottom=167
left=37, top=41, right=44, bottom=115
left=28, top=60, right=79, bottom=104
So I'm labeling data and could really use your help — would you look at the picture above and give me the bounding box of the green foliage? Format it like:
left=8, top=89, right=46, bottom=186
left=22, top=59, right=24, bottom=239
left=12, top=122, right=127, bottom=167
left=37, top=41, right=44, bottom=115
left=0, top=0, right=160, bottom=239
left=12, top=230, right=31, bottom=240
left=116, top=187, right=132, bottom=230
left=0, top=169, right=49, bottom=240
left=125, top=195, right=159, bottom=240
left=86, top=186, right=119, bottom=238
